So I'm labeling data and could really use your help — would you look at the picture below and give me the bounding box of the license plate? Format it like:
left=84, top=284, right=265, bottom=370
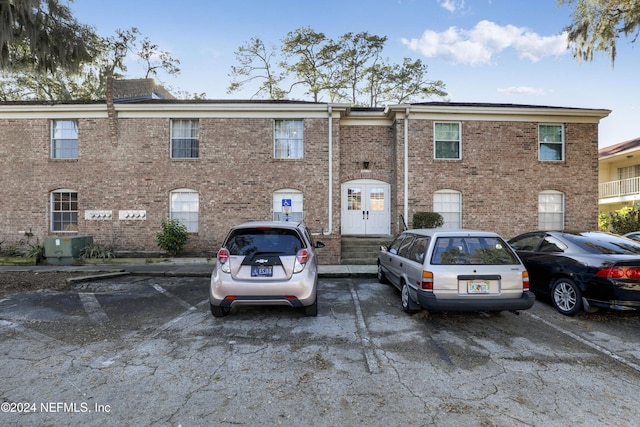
left=251, top=266, right=273, bottom=277
left=468, top=280, right=489, bottom=293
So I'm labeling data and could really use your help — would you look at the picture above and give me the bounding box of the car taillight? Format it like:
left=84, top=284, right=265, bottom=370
left=294, top=249, right=309, bottom=274
left=522, top=271, right=529, bottom=290
left=217, top=248, right=230, bottom=264
left=296, top=249, right=310, bottom=264
left=421, top=271, right=433, bottom=290
left=596, top=266, right=640, bottom=279
left=217, top=248, right=230, bottom=273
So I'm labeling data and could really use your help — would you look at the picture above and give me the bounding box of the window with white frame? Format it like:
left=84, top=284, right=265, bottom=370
left=538, top=124, right=564, bottom=161
left=171, top=119, right=199, bottom=158
left=433, top=190, right=462, bottom=229
left=538, top=190, right=564, bottom=230
left=170, top=189, right=199, bottom=232
left=51, top=120, right=78, bottom=159
left=274, top=120, right=303, bottom=159
left=51, top=189, right=78, bottom=232
left=273, top=189, right=303, bottom=222
left=434, top=122, right=461, bottom=160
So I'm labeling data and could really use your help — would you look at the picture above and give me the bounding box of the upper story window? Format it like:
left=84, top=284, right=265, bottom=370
left=618, top=165, right=640, bottom=180
left=51, top=120, right=78, bottom=159
left=539, top=124, right=564, bottom=161
left=538, top=190, right=564, bottom=230
left=171, top=119, right=199, bottom=159
left=170, top=189, right=199, bottom=232
left=274, top=119, right=303, bottom=159
left=51, top=189, right=78, bottom=232
left=434, top=122, right=461, bottom=160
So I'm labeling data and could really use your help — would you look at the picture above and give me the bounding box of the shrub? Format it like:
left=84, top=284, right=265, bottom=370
left=609, top=206, right=640, bottom=235
left=80, top=243, right=115, bottom=260
left=156, top=219, right=189, bottom=256
left=412, top=212, right=444, bottom=229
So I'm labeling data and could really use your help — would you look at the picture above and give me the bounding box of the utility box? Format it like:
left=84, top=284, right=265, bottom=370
left=44, top=236, right=93, bottom=265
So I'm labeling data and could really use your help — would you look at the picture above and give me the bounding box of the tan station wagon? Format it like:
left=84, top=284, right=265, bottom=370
left=377, top=229, right=535, bottom=313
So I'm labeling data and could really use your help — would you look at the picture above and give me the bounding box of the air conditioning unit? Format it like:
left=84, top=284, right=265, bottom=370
left=44, top=236, right=93, bottom=265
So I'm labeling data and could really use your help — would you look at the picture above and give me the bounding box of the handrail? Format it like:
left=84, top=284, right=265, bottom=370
left=399, top=214, right=408, bottom=231
left=600, top=176, right=640, bottom=198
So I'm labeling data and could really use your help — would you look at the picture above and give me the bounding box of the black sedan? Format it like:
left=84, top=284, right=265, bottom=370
left=508, top=231, right=640, bottom=316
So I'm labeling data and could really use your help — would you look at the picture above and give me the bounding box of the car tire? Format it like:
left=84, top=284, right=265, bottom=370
left=551, top=278, right=582, bottom=316
left=210, top=304, right=230, bottom=318
left=304, top=299, right=318, bottom=317
left=377, top=263, right=389, bottom=284
left=401, top=281, right=419, bottom=314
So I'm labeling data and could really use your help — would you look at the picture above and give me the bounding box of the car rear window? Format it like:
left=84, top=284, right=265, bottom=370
left=225, top=228, right=304, bottom=257
left=431, top=236, right=519, bottom=265
left=567, top=232, right=640, bottom=255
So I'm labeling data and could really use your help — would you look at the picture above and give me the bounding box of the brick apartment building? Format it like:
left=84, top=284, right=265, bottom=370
left=0, top=81, right=610, bottom=263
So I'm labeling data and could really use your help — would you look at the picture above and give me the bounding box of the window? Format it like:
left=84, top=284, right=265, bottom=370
left=434, top=190, right=462, bottom=229
left=51, top=190, right=78, bottom=232
left=171, top=119, right=199, bottom=158
left=539, top=124, right=564, bottom=161
left=274, top=120, right=303, bottom=159
left=538, top=190, right=564, bottom=230
left=170, top=189, right=199, bottom=232
left=618, top=165, right=640, bottom=180
left=273, top=189, right=303, bottom=222
left=434, top=122, right=461, bottom=160
left=51, top=120, right=78, bottom=159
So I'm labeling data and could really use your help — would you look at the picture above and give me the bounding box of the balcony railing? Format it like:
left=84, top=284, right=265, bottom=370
left=600, top=176, right=640, bottom=199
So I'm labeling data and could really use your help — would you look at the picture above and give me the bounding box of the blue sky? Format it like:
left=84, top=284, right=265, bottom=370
left=70, top=0, right=640, bottom=148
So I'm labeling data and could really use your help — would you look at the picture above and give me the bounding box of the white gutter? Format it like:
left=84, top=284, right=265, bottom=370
left=327, top=105, right=333, bottom=235
left=404, top=107, right=409, bottom=229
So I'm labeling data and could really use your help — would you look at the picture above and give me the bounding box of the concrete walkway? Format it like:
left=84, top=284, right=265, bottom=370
left=0, top=258, right=377, bottom=278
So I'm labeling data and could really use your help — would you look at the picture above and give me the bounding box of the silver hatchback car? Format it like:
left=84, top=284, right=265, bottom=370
left=210, top=221, right=324, bottom=317
left=377, top=229, right=535, bottom=313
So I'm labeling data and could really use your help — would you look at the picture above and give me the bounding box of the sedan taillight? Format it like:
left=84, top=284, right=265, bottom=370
left=596, top=266, right=640, bottom=279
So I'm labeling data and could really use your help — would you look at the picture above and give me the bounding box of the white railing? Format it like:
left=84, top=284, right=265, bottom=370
left=599, top=176, right=640, bottom=198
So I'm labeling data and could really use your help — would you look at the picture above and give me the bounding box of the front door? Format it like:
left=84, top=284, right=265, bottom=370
left=341, top=180, right=390, bottom=235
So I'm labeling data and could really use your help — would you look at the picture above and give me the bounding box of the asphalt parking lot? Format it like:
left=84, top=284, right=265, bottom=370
left=1, top=275, right=640, bottom=427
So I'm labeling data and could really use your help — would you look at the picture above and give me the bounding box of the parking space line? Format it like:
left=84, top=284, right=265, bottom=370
left=151, top=283, right=197, bottom=310
left=79, top=292, right=110, bottom=325
left=348, top=280, right=381, bottom=374
left=525, top=311, right=640, bottom=374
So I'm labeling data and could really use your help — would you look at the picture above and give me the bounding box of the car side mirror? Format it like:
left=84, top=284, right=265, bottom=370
left=315, top=241, right=325, bottom=249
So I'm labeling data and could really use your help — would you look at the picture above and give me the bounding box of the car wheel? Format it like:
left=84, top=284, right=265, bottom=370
left=210, top=304, right=230, bottom=318
left=377, top=263, right=388, bottom=284
left=304, top=299, right=318, bottom=317
left=401, top=281, right=419, bottom=314
left=551, top=278, right=582, bottom=316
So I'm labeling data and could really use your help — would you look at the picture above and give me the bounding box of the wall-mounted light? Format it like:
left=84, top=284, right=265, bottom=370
left=363, top=161, right=370, bottom=170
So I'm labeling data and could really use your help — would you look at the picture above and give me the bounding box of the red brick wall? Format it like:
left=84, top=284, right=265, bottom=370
left=0, top=106, right=600, bottom=263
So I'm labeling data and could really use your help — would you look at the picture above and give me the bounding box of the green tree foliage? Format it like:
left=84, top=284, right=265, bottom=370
left=156, top=219, right=189, bottom=256
left=560, top=0, right=640, bottom=64
left=0, top=26, right=184, bottom=101
left=227, top=36, right=287, bottom=99
left=228, top=27, right=448, bottom=106
left=608, top=206, right=640, bottom=235
left=0, top=0, right=97, bottom=73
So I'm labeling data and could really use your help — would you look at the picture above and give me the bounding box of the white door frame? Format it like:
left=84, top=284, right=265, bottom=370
left=341, top=179, right=390, bottom=235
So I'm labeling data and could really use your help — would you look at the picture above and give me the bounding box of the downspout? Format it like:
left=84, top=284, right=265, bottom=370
left=327, top=105, right=333, bottom=235
left=404, top=107, right=409, bottom=227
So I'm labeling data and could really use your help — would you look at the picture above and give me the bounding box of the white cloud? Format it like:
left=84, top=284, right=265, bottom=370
left=402, top=20, right=569, bottom=65
left=438, top=0, right=464, bottom=13
left=497, top=86, right=550, bottom=96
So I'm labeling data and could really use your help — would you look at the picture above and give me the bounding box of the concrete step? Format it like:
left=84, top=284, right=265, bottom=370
left=341, top=236, right=392, bottom=265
